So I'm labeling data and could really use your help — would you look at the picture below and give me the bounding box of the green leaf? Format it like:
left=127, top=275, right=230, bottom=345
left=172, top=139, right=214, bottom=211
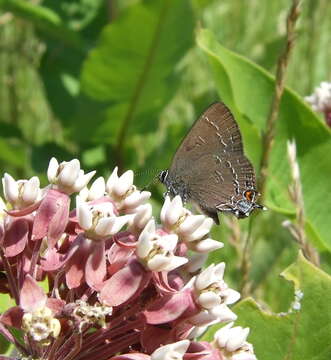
left=79, top=0, right=194, bottom=146
left=202, top=253, right=331, bottom=360
left=0, top=0, right=84, bottom=49
left=197, top=29, right=331, bottom=252
left=0, top=139, right=26, bottom=168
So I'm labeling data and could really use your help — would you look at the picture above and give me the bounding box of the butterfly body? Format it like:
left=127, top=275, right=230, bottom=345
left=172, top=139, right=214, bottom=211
left=159, top=102, right=264, bottom=224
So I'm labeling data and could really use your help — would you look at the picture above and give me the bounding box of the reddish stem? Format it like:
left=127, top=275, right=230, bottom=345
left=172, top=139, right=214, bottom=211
left=0, top=248, right=19, bottom=304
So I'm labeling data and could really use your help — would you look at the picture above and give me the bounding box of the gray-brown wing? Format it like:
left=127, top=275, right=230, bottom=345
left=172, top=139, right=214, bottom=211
left=168, top=102, right=234, bottom=178
left=168, top=102, right=256, bottom=195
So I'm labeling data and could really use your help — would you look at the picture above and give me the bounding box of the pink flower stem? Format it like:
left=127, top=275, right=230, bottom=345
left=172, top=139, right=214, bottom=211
left=78, top=332, right=141, bottom=360
left=0, top=248, right=19, bottom=304
left=45, top=335, right=65, bottom=360
left=26, top=334, right=39, bottom=358
left=79, top=318, right=143, bottom=355
left=50, top=270, right=65, bottom=298
left=61, top=333, right=83, bottom=360
left=29, top=239, right=42, bottom=277
left=109, top=303, right=143, bottom=328
left=56, top=332, right=80, bottom=360
left=82, top=303, right=142, bottom=350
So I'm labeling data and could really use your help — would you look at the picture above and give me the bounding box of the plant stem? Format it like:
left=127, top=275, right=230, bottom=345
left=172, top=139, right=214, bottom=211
left=258, top=0, right=301, bottom=196
left=241, top=0, right=301, bottom=296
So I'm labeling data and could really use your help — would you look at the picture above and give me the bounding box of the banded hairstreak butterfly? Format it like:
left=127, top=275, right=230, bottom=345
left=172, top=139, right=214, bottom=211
left=159, top=102, right=264, bottom=224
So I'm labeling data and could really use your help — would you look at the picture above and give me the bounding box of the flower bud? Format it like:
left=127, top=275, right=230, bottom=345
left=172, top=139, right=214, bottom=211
left=47, top=157, right=95, bottom=194
left=151, top=340, right=190, bottom=360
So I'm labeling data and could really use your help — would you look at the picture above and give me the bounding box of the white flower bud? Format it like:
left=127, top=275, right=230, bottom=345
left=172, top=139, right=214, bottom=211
left=47, top=157, right=59, bottom=183
left=112, top=170, right=134, bottom=197
left=2, top=173, right=41, bottom=209
left=2, top=173, right=19, bottom=204
left=195, top=263, right=225, bottom=290
left=151, top=340, right=190, bottom=360
left=136, top=220, right=187, bottom=272
left=47, top=157, right=95, bottom=194
left=77, top=201, right=130, bottom=239
left=106, top=167, right=119, bottom=194
left=214, top=322, right=256, bottom=360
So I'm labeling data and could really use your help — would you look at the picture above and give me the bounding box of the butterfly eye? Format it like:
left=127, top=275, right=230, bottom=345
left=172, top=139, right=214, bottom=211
left=244, top=190, right=254, bottom=202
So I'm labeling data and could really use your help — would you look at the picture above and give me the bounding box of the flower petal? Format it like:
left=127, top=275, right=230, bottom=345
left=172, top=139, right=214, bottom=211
left=3, top=218, right=30, bottom=257
left=47, top=157, right=59, bottom=183
left=20, top=275, right=47, bottom=312
left=85, top=241, right=106, bottom=290
left=100, top=260, right=148, bottom=306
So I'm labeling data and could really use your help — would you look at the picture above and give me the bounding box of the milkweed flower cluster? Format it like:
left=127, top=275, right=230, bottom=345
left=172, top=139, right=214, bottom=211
left=305, top=81, right=331, bottom=127
left=0, top=158, right=257, bottom=360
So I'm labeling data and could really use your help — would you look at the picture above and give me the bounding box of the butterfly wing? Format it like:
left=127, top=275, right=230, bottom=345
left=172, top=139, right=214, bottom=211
left=167, top=102, right=257, bottom=222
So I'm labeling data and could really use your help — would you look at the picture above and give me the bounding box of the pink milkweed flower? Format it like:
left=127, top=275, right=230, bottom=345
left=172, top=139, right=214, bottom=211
left=214, top=322, right=257, bottom=360
left=106, top=167, right=151, bottom=212
left=62, top=199, right=132, bottom=290
left=128, top=203, right=153, bottom=235
left=0, top=275, right=64, bottom=346
left=47, top=157, right=96, bottom=195
left=161, top=196, right=223, bottom=253
left=2, top=173, right=41, bottom=210
left=136, top=219, right=188, bottom=272
left=0, top=160, right=258, bottom=360
left=79, top=176, right=106, bottom=202
left=187, top=263, right=240, bottom=326
left=31, top=158, right=95, bottom=247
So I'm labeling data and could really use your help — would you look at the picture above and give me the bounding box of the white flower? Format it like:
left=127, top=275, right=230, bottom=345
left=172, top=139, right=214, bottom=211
left=151, top=340, right=190, bottom=360
left=188, top=305, right=237, bottom=327
left=79, top=177, right=106, bottom=201
left=128, top=203, right=153, bottom=234
left=22, top=307, right=61, bottom=344
left=121, top=189, right=151, bottom=212
left=305, top=81, right=331, bottom=113
left=214, top=322, right=257, bottom=360
left=77, top=199, right=131, bottom=239
left=47, top=158, right=95, bottom=194
left=160, top=195, right=187, bottom=228
left=192, top=263, right=240, bottom=322
left=2, top=173, right=41, bottom=209
left=187, top=325, right=208, bottom=339
left=161, top=196, right=223, bottom=253
left=106, top=167, right=150, bottom=211
left=136, top=219, right=188, bottom=272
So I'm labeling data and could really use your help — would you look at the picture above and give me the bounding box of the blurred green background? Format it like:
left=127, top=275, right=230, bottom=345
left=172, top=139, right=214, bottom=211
left=0, top=0, right=331, bottom=321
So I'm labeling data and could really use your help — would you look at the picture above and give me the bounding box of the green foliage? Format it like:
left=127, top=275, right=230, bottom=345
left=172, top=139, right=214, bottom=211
left=79, top=0, right=194, bottom=153
left=203, top=253, right=331, bottom=360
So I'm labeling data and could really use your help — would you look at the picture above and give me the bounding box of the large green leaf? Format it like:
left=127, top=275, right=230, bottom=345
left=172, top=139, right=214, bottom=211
left=79, top=0, right=194, bottom=144
left=202, top=253, right=331, bottom=360
left=197, top=29, right=331, bottom=252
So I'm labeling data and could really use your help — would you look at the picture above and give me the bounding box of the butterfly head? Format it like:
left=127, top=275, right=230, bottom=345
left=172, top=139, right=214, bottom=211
left=158, top=170, right=169, bottom=184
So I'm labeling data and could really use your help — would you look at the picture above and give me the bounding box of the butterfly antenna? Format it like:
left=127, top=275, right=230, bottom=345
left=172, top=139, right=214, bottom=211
left=140, top=170, right=162, bottom=191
